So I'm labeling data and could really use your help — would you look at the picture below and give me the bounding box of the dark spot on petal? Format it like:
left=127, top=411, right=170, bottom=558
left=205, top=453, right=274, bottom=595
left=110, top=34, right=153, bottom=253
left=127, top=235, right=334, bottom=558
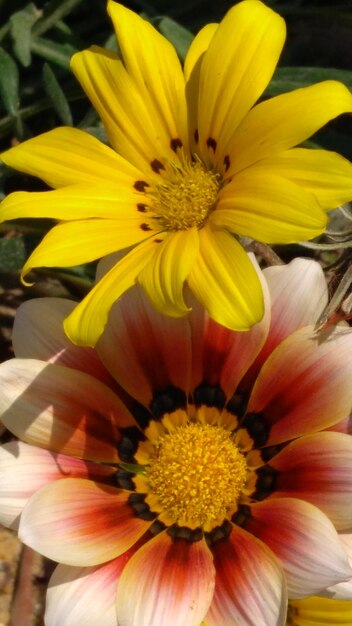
left=137, top=203, right=148, bottom=213
left=128, top=493, right=157, bottom=521
left=134, top=180, right=150, bottom=192
left=150, top=386, right=187, bottom=419
left=150, top=520, right=167, bottom=535
left=170, top=138, right=183, bottom=152
left=252, top=465, right=277, bottom=500
left=205, top=520, right=232, bottom=546
left=115, top=469, right=135, bottom=491
left=223, top=155, right=230, bottom=171
left=154, top=238, right=163, bottom=243
left=151, top=159, right=165, bottom=174
left=167, top=524, right=203, bottom=542
left=131, top=400, right=153, bottom=430
left=206, top=137, right=217, bottom=152
left=140, top=223, right=152, bottom=231
left=193, top=383, right=225, bottom=409
left=241, top=412, right=269, bottom=448
left=231, top=505, right=251, bottom=528
left=194, top=128, right=199, bottom=144
left=226, top=392, right=248, bottom=419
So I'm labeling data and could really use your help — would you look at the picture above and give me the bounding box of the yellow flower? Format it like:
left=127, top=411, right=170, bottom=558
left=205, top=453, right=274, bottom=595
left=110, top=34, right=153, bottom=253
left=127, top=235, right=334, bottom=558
left=1, top=0, right=352, bottom=346
left=287, top=596, right=352, bottom=625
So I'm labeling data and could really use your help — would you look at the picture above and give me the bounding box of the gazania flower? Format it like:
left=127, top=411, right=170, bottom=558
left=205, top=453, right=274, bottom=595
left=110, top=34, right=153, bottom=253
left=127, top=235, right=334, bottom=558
left=1, top=258, right=352, bottom=626
left=1, top=1, right=352, bottom=346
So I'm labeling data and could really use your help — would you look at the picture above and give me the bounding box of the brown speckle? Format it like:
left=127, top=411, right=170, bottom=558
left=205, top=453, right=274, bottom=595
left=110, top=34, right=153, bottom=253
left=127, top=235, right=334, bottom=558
left=194, top=129, right=199, bottom=144
left=151, top=159, right=165, bottom=174
left=154, top=238, right=163, bottom=243
left=140, top=223, right=152, bottom=231
left=137, top=203, right=148, bottom=213
left=206, top=137, right=217, bottom=152
left=134, top=180, right=149, bottom=192
left=170, top=138, right=183, bottom=152
left=224, top=155, right=230, bottom=171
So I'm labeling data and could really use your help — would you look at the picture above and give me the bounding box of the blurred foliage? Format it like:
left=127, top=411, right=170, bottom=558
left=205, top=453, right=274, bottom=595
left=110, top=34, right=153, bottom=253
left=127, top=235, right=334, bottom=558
left=0, top=0, right=352, bottom=281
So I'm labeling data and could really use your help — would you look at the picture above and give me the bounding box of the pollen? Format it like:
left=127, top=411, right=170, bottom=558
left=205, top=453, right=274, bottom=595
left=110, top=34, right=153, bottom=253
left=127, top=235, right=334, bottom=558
left=151, top=159, right=221, bottom=231
left=146, top=422, right=247, bottom=528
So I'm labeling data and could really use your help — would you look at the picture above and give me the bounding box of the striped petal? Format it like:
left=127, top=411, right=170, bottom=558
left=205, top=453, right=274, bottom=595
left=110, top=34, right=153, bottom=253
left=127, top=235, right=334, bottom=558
left=270, top=432, right=352, bottom=532
left=97, top=286, right=192, bottom=407
left=187, top=226, right=264, bottom=331
left=0, top=441, right=114, bottom=530
left=116, top=532, right=215, bottom=626
left=12, top=298, right=112, bottom=384
left=0, top=358, right=132, bottom=461
left=19, top=478, right=150, bottom=566
left=206, top=524, right=287, bottom=626
left=0, top=127, right=141, bottom=188
left=247, top=325, right=352, bottom=445
left=196, top=0, right=286, bottom=169
left=227, top=81, right=352, bottom=176
left=246, top=498, right=352, bottom=598
left=63, top=237, right=159, bottom=347
left=46, top=558, right=126, bottom=626
left=249, top=148, right=352, bottom=210
left=21, top=217, right=156, bottom=282
left=213, top=171, right=326, bottom=243
left=138, top=228, right=199, bottom=318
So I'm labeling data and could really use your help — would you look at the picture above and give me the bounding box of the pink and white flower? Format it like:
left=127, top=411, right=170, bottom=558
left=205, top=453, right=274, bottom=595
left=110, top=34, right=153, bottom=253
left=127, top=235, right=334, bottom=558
left=1, top=258, right=352, bottom=626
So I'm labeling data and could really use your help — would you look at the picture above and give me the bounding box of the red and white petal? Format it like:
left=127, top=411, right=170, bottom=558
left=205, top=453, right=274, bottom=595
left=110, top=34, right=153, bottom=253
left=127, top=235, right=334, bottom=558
left=19, top=478, right=151, bottom=566
left=0, top=441, right=114, bottom=530
left=0, top=359, right=134, bottom=462
left=206, top=524, right=287, bottom=626
left=247, top=326, right=352, bottom=445
left=270, top=432, right=352, bottom=531
left=13, top=298, right=112, bottom=385
left=189, top=255, right=270, bottom=399
left=116, top=532, right=215, bottom=626
left=246, top=498, right=352, bottom=598
left=260, top=258, right=327, bottom=363
left=46, top=560, right=120, bottom=626
left=98, top=285, right=192, bottom=407
left=323, top=535, right=352, bottom=600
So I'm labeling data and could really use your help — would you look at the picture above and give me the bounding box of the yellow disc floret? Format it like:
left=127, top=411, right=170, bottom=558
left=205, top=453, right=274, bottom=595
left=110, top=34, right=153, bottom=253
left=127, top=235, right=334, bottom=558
left=152, top=159, right=221, bottom=231
left=146, top=422, right=247, bottom=529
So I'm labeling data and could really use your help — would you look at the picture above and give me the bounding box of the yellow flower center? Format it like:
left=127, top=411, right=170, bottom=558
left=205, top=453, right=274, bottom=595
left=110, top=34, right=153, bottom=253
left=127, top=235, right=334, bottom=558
left=147, top=423, right=247, bottom=528
left=152, top=159, right=221, bottom=231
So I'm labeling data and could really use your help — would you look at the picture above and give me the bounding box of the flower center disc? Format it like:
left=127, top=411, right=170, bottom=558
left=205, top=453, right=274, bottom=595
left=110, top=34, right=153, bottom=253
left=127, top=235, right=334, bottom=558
left=147, top=423, right=247, bottom=529
left=152, top=160, right=221, bottom=231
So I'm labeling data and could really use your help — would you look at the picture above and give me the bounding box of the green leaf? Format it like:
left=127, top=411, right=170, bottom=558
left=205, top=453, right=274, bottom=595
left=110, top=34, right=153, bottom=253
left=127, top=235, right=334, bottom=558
left=30, top=36, right=76, bottom=69
left=9, top=3, right=42, bottom=67
left=42, top=63, right=73, bottom=125
left=0, top=235, right=27, bottom=272
left=0, top=47, right=19, bottom=116
left=156, top=16, right=193, bottom=61
left=32, top=0, right=86, bottom=37
left=267, top=66, right=352, bottom=97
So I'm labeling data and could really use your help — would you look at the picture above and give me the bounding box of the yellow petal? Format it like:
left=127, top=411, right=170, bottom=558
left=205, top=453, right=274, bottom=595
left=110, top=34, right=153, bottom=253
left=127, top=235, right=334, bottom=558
left=71, top=46, right=186, bottom=174
left=63, top=237, right=161, bottom=347
left=228, top=80, right=352, bottom=176
left=288, top=596, right=352, bottom=625
left=21, top=218, right=156, bottom=281
left=138, top=228, right=199, bottom=317
left=213, top=170, right=327, bottom=243
left=185, top=23, right=218, bottom=156
left=187, top=226, right=264, bottom=330
left=0, top=184, right=153, bottom=223
left=247, top=148, right=352, bottom=210
left=0, top=127, right=141, bottom=188
left=196, top=0, right=286, bottom=168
